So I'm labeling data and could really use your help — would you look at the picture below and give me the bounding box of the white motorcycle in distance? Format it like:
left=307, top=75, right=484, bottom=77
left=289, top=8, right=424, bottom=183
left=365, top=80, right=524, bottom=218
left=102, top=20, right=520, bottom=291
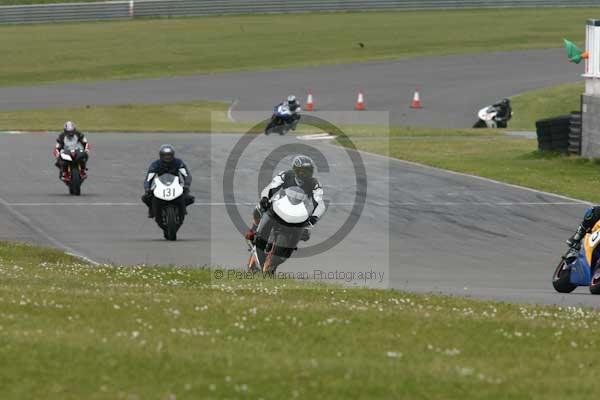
left=473, top=104, right=513, bottom=129
left=150, top=173, right=186, bottom=241
left=247, top=186, right=313, bottom=274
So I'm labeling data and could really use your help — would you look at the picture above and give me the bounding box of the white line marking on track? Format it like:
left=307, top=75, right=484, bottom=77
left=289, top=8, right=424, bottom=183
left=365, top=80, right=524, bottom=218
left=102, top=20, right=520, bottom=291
left=0, top=196, right=101, bottom=265
left=227, top=99, right=239, bottom=123
left=298, top=133, right=336, bottom=141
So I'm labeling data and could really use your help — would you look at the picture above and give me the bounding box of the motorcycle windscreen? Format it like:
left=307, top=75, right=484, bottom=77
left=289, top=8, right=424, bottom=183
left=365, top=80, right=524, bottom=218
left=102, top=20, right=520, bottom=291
left=153, top=173, right=184, bottom=201
left=272, top=187, right=313, bottom=224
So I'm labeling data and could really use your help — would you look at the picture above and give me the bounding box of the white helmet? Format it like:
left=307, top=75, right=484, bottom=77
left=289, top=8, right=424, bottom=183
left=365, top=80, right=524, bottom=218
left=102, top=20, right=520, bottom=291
left=63, top=121, right=76, bottom=137
left=287, top=95, right=297, bottom=104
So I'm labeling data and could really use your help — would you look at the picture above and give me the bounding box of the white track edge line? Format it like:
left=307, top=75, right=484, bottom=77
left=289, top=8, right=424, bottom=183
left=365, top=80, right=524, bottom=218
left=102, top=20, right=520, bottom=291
left=0, top=195, right=101, bottom=265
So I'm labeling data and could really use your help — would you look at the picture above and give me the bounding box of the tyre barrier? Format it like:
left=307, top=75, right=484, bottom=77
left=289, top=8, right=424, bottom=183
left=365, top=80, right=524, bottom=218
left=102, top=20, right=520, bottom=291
left=535, top=115, right=573, bottom=154
left=569, top=111, right=582, bottom=156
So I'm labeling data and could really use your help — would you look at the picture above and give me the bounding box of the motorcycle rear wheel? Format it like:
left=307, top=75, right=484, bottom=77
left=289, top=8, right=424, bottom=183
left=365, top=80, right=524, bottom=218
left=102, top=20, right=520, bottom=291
left=552, top=259, right=577, bottom=293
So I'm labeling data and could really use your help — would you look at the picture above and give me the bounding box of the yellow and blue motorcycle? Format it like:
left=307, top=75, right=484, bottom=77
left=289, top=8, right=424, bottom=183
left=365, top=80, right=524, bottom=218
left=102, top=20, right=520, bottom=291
left=553, top=222, right=600, bottom=294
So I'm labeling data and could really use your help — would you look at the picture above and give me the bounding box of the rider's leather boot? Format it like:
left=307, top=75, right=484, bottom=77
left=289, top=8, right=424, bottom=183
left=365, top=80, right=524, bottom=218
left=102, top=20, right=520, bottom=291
left=566, top=225, right=587, bottom=249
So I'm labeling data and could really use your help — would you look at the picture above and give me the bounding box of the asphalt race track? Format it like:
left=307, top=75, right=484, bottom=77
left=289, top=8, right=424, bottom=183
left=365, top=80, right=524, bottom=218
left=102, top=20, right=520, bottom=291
left=0, top=49, right=580, bottom=128
left=1, top=48, right=597, bottom=306
left=0, top=131, right=597, bottom=307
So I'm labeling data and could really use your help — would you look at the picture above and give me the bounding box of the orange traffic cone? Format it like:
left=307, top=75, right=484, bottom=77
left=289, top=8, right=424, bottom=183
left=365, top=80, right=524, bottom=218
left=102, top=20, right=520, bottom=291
left=355, top=91, right=365, bottom=111
left=306, top=90, right=314, bottom=111
left=410, top=89, right=422, bottom=109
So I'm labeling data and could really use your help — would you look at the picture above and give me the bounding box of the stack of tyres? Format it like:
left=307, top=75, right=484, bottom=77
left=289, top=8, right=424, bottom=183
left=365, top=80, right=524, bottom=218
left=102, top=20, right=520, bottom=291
left=535, top=118, right=553, bottom=151
left=569, top=111, right=582, bottom=156
left=535, top=115, right=571, bottom=153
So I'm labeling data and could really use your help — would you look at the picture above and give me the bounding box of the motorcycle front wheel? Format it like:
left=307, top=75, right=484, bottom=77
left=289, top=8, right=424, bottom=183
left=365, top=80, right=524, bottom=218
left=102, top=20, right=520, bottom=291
left=472, top=120, right=486, bottom=129
left=70, top=168, right=81, bottom=196
left=265, top=121, right=277, bottom=135
left=552, top=259, right=577, bottom=293
left=262, top=238, right=289, bottom=275
left=164, top=205, right=179, bottom=241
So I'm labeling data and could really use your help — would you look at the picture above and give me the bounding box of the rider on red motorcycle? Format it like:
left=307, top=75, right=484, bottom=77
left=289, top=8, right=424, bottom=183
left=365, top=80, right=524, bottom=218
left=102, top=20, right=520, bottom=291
left=53, top=121, right=90, bottom=180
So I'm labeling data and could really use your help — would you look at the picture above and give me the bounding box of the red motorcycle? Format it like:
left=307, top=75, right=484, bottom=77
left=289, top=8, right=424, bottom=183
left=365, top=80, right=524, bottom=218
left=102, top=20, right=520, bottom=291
left=57, top=147, right=87, bottom=196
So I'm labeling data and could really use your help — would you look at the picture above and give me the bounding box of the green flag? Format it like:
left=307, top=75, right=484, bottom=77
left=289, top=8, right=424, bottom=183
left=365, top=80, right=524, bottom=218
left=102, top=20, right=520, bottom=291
left=564, top=38, right=588, bottom=64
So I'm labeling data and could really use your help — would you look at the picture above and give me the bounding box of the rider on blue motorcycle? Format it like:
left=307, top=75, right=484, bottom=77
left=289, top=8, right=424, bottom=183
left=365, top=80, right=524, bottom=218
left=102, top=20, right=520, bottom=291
left=276, top=95, right=302, bottom=125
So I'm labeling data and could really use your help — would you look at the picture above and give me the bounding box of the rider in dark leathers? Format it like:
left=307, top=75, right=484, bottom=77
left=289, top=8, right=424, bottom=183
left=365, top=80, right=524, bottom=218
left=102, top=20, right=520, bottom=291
left=245, top=155, right=326, bottom=264
left=493, top=98, right=512, bottom=128
left=142, top=144, right=194, bottom=218
left=276, top=95, right=302, bottom=124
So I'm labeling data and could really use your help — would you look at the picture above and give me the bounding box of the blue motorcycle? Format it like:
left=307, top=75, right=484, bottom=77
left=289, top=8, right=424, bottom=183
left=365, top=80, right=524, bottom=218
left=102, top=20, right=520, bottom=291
left=265, top=104, right=300, bottom=135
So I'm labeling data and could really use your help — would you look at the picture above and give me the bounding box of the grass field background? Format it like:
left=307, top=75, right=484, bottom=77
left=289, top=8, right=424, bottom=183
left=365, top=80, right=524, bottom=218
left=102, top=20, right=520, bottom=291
left=0, top=240, right=598, bottom=399
left=0, top=8, right=590, bottom=87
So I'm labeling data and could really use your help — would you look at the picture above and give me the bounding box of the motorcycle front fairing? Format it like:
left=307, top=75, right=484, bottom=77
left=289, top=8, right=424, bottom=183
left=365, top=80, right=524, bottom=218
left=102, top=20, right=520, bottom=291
left=271, top=187, right=313, bottom=226
left=152, top=173, right=184, bottom=201
left=569, top=249, right=593, bottom=286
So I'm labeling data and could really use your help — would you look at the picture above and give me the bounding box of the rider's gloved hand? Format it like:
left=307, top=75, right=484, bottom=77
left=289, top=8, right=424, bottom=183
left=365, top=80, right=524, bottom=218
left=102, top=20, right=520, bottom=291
left=308, top=216, right=319, bottom=226
left=259, top=197, right=270, bottom=211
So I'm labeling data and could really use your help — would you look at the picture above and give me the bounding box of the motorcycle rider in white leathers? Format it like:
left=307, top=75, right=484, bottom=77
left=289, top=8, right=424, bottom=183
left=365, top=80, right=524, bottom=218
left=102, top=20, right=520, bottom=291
left=245, top=155, right=325, bottom=260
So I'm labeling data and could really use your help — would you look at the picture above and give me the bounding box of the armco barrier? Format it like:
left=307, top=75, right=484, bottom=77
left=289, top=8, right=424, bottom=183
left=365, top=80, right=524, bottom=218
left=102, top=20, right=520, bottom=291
left=0, top=0, right=599, bottom=25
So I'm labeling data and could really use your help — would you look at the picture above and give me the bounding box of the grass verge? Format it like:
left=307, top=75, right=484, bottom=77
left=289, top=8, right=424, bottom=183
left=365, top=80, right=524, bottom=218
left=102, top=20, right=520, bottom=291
left=510, top=83, right=583, bottom=130
left=0, top=8, right=590, bottom=87
left=1, top=240, right=599, bottom=399
left=0, top=101, right=230, bottom=132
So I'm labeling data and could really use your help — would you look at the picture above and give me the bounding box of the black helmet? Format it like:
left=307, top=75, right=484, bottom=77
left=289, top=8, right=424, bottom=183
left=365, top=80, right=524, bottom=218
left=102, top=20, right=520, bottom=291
left=64, top=121, right=76, bottom=138
left=292, top=155, right=314, bottom=185
left=501, top=98, right=510, bottom=106
left=159, top=144, right=175, bottom=164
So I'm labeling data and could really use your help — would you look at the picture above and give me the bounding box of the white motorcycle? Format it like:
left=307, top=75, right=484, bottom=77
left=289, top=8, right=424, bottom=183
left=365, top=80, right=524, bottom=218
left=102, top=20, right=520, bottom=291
left=149, top=173, right=186, bottom=241
left=473, top=105, right=513, bottom=129
left=246, top=186, right=313, bottom=273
